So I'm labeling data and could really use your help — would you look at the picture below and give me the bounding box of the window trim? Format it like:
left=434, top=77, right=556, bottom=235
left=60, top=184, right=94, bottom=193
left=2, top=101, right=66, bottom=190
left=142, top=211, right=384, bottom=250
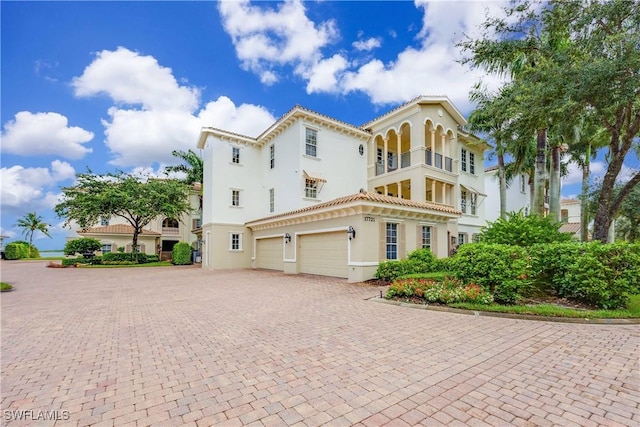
left=232, top=146, right=240, bottom=164
left=269, top=144, right=275, bottom=169
left=460, top=190, right=467, bottom=213
left=461, top=148, right=467, bottom=172
left=269, top=188, right=275, bottom=213
left=229, top=232, right=243, bottom=251
left=470, top=193, right=477, bottom=215
left=305, top=127, right=318, bottom=157
left=469, top=152, right=475, bottom=175
left=386, top=223, right=398, bottom=260
left=304, top=178, right=318, bottom=199
left=421, top=225, right=432, bottom=250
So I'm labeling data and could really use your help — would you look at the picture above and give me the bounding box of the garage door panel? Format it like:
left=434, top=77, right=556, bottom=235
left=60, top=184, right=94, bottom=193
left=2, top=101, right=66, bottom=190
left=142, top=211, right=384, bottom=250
left=298, top=232, right=348, bottom=278
left=256, top=238, right=284, bottom=271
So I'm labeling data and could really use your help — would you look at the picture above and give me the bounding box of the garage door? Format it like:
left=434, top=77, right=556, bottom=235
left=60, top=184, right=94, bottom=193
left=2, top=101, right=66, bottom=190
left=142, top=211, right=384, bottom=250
left=256, top=237, right=284, bottom=271
left=298, top=232, right=348, bottom=278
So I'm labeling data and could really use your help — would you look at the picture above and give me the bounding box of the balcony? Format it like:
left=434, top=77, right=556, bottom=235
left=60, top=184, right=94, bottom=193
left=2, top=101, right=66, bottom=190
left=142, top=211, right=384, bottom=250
left=162, top=227, right=180, bottom=235
left=425, top=150, right=452, bottom=172
left=401, top=152, right=411, bottom=168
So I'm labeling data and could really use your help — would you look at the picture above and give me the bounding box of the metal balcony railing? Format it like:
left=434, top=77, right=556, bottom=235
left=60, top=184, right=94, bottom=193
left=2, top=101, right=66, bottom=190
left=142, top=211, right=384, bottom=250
left=434, top=153, right=443, bottom=169
left=401, top=152, right=411, bottom=168
left=445, top=156, right=453, bottom=172
left=425, top=149, right=432, bottom=166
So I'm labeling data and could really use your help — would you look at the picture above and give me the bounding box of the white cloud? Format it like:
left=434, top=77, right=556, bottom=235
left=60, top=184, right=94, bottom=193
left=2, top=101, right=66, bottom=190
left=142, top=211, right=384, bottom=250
left=217, top=0, right=507, bottom=113
left=305, top=54, right=349, bottom=94
left=218, top=0, right=338, bottom=85
left=562, top=161, right=606, bottom=186
left=1, top=111, right=94, bottom=159
left=0, top=227, right=17, bottom=239
left=0, top=161, right=75, bottom=215
left=71, top=48, right=275, bottom=166
left=72, top=47, right=200, bottom=112
left=352, top=37, right=381, bottom=52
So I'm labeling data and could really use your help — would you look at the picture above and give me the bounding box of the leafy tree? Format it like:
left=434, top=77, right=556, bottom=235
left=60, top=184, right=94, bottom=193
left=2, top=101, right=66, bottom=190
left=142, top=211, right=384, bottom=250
left=55, top=171, right=191, bottom=258
left=64, top=237, right=101, bottom=256
left=164, top=149, right=203, bottom=185
left=460, top=0, right=640, bottom=237
left=14, top=212, right=51, bottom=256
left=479, top=210, right=573, bottom=246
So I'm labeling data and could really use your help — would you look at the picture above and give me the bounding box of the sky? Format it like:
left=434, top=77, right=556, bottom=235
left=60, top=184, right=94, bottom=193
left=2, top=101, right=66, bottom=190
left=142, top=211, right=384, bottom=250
left=1, top=0, right=637, bottom=250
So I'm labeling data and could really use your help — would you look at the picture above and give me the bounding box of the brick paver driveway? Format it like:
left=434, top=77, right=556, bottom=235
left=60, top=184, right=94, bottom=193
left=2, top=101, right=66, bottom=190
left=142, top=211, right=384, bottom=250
left=1, top=261, right=639, bottom=426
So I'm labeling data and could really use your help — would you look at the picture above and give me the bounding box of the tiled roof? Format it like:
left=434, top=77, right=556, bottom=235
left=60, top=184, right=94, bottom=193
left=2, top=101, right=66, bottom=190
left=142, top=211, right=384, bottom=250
left=79, top=225, right=161, bottom=236
left=559, top=222, right=581, bottom=234
left=361, top=95, right=464, bottom=128
left=485, top=165, right=499, bottom=172
left=561, top=199, right=581, bottom=205
left=248, top=191, right=461, bottom=224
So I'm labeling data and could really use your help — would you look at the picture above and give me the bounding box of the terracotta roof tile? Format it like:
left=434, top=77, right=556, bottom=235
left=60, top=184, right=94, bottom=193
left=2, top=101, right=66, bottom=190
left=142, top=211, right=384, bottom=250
left=559, top=222, right=581, bottom=234
left=248, top=191, right=461, bottom=224
left=79, top=224, right=161, bottom=236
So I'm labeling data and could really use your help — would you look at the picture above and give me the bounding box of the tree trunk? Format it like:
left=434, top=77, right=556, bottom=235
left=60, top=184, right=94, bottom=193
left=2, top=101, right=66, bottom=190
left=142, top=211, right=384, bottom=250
left=497, top=152, right=507, bottom=219
left=549, top=144, right=561, bottom=223
left=580, top=144, right=591, bottom=242
left=532, top=128, right=547, bottom=216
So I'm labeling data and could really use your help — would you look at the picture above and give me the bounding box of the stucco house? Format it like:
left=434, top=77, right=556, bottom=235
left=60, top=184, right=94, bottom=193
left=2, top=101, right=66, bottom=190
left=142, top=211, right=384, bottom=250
left=197, top=96, right=488, bottom=282
left=67, top=183, right=203, bottom=260
left=484, top=167, right=532, bottom=223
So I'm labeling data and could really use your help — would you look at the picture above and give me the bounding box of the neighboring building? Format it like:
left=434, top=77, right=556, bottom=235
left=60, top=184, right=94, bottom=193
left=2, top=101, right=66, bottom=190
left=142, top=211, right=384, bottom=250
left=559, top=198, right=586, bottom=240
left=197, top=96, right=488, bottom=281
left=67, top=184, right=203, bottom=260
left=484, top=167, right=532, bottom=223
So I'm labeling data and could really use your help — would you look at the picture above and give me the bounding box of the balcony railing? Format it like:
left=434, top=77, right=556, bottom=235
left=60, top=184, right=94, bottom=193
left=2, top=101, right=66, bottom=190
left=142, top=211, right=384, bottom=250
left=434, top=153, right=443, bottom=169
left=445, top=156, right=453, bottom=172
left=388, top=154, right=398, bottom=172
left=425, top=149, right=432, bottom=166
left=401, top=152, right=411, bottom=168
left=376, top=161, right=384, bottom=176
left=162, top=227, right=180, bottom=235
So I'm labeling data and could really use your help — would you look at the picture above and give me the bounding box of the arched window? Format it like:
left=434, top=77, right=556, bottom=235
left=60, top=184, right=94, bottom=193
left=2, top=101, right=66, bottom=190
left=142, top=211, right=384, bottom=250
left=162, top=218, right=179, bottom=228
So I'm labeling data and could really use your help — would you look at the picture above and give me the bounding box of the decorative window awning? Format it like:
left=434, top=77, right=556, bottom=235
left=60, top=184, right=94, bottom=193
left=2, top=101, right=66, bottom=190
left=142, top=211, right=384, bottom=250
left=303, top=170, right=326, bottom=194
left=461, top=184, right=487, bottom=197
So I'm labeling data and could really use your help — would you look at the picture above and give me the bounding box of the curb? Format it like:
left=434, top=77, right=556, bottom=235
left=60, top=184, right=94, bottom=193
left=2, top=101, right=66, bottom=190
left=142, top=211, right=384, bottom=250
left=369, top=297, right=640, bottom=325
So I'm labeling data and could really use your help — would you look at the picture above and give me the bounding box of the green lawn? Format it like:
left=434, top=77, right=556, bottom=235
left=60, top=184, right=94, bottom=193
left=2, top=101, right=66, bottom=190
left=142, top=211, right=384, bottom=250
left=449, top=295, right=640, bottom=319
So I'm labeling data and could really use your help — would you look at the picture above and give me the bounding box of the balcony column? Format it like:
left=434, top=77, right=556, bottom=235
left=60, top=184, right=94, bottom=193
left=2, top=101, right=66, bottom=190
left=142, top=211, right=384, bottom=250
left=441, top=134, right=446, bottom=159
left=430, top=130, right=435, bottom=164
left=383, top=137, right=389, bottom=173
left=396, top=132, right=402, bottom=163
left=431, top=180, right=436, bottom=203
left=397, top=182, right=402, bottom=198
left=442, top=183, right=447, bottom=206
left=383, top=184, right=388, bottom=196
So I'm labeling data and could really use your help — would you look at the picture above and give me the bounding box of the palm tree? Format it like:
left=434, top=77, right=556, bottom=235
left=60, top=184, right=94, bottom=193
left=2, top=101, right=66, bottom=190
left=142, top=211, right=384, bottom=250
left=14, top=212, right=51, bottom=256
left=164, top=149, right=203, bottom=185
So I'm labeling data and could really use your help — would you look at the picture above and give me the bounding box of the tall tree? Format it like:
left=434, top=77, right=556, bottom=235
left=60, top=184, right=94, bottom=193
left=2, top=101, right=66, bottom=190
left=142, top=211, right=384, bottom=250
left=164, top=149, right=203, bottom=185
left=468, top=84, right=515, bottom=219
left=55, top=171, right=192, bottom=255
left=14, top=212, right=51, bottom=255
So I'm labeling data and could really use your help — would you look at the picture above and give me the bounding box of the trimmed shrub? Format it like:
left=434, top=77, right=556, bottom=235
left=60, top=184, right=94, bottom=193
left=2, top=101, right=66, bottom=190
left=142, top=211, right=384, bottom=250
left=480, top=210, right=573, bottom=246
left=399, top=272, right=450, bottom=281
left=432, top=257, right=454, bottom=272
left=529, top=243, right=585, bottom=296
left=64, top=238, right=101, bottom=256
left=406, top=248, right=436, bottom=272
left=172, top=242, right=192, bottom=265
left=450, top=243, right=531, bottom=304
left=145, top=254, right=160, bottom=263
left=102, top=252, right=147, bottom=264
left=11, top=241, right=39, bottom=258
left=375, top=248, right=439, bottom=281
left=4, top=243, right=25, bottom=260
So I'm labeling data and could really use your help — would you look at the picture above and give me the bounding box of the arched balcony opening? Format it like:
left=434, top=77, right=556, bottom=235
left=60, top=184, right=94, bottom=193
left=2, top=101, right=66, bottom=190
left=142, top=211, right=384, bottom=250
left=162, top=218, right=180, bottom=235
left=399, top=122, right=411, bottom=168
left=423, top=121, right=453, bottom=173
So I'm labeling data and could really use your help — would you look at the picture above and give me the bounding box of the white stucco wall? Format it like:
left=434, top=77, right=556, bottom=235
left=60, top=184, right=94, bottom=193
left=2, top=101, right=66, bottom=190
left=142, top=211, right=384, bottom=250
left=484, top=170, right=531, bottom=223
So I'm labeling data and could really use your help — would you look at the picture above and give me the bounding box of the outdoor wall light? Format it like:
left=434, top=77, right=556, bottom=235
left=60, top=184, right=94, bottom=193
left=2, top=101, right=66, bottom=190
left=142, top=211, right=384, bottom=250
left=284, top=233, right=292, bottom=243
left=347, top=226, right=356, bottom=240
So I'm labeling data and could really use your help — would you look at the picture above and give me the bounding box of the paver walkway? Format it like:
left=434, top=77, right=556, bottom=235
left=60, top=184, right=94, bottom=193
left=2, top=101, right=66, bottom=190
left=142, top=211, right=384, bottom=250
left=1, top=261, right=638, bottom=426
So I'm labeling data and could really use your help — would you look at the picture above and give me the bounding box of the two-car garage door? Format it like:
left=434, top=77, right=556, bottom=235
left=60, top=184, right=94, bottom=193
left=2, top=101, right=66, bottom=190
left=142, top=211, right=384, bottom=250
left=298, top=232, right=348, bottom=278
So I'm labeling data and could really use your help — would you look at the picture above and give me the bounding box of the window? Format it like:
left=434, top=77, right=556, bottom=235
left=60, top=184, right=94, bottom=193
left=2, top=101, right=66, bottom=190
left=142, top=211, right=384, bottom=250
left=520, top=175, right=526, bottom=193
left=470, top=193, right=477, bottom=215
left=458, top=233, right=466, bottom=245
left=101, top=244, right=112, bottom=253
left=305, top=128, right=317, bottom=157
left=386, top=223, right=398, bottom=260
left=561, top=209, right=569, bottom=223
left=460, top=190, right=467, bottom=213
left=269, top=188, right=275, bottom=213
left=377, top=148, right=383, bottom=163
left=231, top=189, right=240, bottom=207
left=461, top=149, right=467, bottom=172
left=162, top=218, right=179, bottom=228
left=232, top=147, right=240, bottom=164
left=100, top=217, right=109, bottom=226
left=358, top=144, right=364, bottom=156
left=270, top=144, right=275, bottom=169
left=421, top=226, right=432, bottom=250
left=230, top=233, right=242, bottom=251
left=469, top=152, right=475, bottom=175
left=472, top=234, right=480, bottom=243
left=305, top=179, right=317, bottom=199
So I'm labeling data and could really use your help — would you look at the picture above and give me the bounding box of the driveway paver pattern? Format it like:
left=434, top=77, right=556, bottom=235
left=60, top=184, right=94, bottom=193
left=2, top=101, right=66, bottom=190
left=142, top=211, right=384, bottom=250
left=1, top=261, right=638, bottom=426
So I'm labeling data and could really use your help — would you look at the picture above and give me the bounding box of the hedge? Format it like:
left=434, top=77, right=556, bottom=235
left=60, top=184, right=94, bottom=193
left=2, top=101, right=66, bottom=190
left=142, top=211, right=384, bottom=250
left=102, top=252, right=148, bottom=263
left=172, top=242, right=192, bottom=265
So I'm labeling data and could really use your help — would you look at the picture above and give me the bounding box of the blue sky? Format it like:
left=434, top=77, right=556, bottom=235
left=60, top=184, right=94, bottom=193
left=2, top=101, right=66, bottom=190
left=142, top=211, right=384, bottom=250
left=1, top=1, right=636, bottom=250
